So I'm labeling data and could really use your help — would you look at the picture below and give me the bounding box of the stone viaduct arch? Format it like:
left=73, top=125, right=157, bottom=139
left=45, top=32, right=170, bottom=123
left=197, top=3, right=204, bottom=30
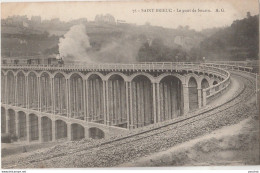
left=40, top=72, right=52, bottom=112
left=29, top=113, right=39, bottom=141
left=71, top=123, right=85, bottom=140
left=7, top=71, right=15, bottom=105
left=107, top=74, right=126, bottom=127
left=1, top=72, right=6, bottom=103
left=89, top=127, right=105, bottom=139
left=159, top=75, right=183, bottom=121
left=1, top=107, right=6, bottom=133
left=54, top=72, right=67, bottom=116
left=188, top=77, right=198, bottom=111
left=55, top=119, right=67, bottom=140
left=69, top=73, right=84, bottom=120
left=1, top=64, right=230, bottom=143
left=41, top=116, right=53, bottom=142
left=7, top=109, right=16, bottom=135
left=17, top=111, right=27, bottom=141
left=131, top=74, right=153, bottom=128
left=28, top=72, right=38, bottom=110
left=87, top=73, right=104, bottom=123
left=17, top=71, right=26, bottom=107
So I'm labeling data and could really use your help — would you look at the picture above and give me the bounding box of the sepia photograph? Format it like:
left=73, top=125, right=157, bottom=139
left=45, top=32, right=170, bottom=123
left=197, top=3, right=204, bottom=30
left=0, top=0, right=259, bottom=170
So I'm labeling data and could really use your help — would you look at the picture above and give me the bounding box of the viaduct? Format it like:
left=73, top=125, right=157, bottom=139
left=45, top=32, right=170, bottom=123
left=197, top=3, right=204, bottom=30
left=2, top=62, right=248, bottom=143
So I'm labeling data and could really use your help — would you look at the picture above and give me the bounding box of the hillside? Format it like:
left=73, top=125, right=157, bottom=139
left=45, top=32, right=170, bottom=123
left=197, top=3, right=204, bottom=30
left=196, top=14, right=259, bottom=61
left=1, top=20, right=205, bottom=62
left=2, top=14, right=258, bottom=62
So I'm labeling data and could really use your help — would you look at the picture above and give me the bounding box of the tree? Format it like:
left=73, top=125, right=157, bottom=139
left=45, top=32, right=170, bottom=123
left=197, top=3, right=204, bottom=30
left=137, top=37, right=187, bottom=62
left=197, top=14, right=259, bottom=60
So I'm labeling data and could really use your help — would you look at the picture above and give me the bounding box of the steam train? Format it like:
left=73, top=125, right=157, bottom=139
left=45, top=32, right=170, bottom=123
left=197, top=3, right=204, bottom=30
left=2, top=55, right=64, bottom=66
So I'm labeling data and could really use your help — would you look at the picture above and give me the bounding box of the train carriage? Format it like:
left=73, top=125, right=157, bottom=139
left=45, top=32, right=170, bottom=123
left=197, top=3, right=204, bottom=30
left=2, top=55, right=64, bottom=66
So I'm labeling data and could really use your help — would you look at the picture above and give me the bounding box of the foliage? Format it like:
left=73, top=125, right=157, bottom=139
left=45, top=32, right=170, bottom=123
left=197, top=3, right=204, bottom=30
left=195, top=14, right=259, bottom=61
left=137, top=38, right=188, bottom=62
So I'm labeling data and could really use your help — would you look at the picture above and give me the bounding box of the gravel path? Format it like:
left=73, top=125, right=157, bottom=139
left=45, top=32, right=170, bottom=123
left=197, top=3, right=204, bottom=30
left=2, top=71, right=257, bottom=168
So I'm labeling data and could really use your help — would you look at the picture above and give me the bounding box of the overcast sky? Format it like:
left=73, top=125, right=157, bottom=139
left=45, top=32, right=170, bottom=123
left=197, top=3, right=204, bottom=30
left=1, top=0, right=259, bottom=31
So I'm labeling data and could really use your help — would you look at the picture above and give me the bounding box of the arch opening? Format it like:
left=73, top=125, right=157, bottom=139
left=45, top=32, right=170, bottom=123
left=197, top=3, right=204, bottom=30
left=54, top=73, right=67, bottom=116
left=18, top=111, right=27, bottom=141
left=87, top=74, right=104, bottom=123
left=7, top=109, right=16, bottom=135
left=71, top=124, right=85, bottom=141
left=213, top=81, right=218, bottom=85
left=188, top=77, right=198, bottom=111
left=17, top=72, right=26, bottom=107
left=159, top=76, right=183, bottom=121
left=213, top=81, right=219, bottom=91
left=201, top=78, right=210, bottom=89
left=70, top=74, right=84, bottom=120
left=41, top=116, right=52, bottom=142
left=40, top=73, right=52, bottom=113
left=28, top=72, right=38, bottom=110
left=7, top=72, right=15, bottom=105
left=89, top=127, right=104, bottom=139
left=1, top=107, right=6, bottom=133
left=1, top=72, right=5, bottom=103
left=201, top=78, right=210, bottom=105
left=55, top=120, right=67, bottom=140
left=107, top=74, right=126, bottom=127
left=131, top=75, right=153, bottom=128
left=29, top=114, right=39, bottom=141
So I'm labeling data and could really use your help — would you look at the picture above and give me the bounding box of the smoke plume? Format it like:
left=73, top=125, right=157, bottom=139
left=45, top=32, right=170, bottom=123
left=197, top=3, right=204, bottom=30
left=89, top=35, right=143, bottom=63
left=59, top=24, right=92, bottom=62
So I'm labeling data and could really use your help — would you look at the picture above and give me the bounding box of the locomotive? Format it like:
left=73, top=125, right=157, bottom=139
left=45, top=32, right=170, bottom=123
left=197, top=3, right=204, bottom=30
left=2, top=54, right=64, bottom=66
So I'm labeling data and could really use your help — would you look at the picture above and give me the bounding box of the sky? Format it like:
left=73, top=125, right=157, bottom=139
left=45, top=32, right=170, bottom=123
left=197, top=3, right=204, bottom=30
left=1, top=0, right=259, bottom=31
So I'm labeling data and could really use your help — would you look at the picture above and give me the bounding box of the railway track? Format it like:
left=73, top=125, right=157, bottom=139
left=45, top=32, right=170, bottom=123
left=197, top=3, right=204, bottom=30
left=3, top=71, right=257, bottom=168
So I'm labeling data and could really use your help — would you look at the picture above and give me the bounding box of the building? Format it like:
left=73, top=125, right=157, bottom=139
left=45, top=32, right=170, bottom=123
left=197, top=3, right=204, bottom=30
left=95, top=14, right=116, bottom=24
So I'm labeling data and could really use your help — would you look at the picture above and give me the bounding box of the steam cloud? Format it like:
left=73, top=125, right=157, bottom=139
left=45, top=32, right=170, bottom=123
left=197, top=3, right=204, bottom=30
left=59, top=24, right=145, bottom=63
left=92, top=38, right=141, bottom=63
left=59, top=24, right=92, bottom=62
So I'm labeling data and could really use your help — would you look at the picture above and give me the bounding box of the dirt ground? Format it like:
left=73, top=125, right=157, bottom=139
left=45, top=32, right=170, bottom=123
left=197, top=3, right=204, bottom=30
left=121, top=113, right=260, bottom=167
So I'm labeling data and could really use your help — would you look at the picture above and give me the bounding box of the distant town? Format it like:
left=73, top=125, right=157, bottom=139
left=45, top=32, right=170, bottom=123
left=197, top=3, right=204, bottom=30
left=1, top=14, right=131, bottom=35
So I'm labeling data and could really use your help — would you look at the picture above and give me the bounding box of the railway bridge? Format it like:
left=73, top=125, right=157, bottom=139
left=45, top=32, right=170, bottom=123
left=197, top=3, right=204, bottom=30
left=1, top=62, right=239, bottom=143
